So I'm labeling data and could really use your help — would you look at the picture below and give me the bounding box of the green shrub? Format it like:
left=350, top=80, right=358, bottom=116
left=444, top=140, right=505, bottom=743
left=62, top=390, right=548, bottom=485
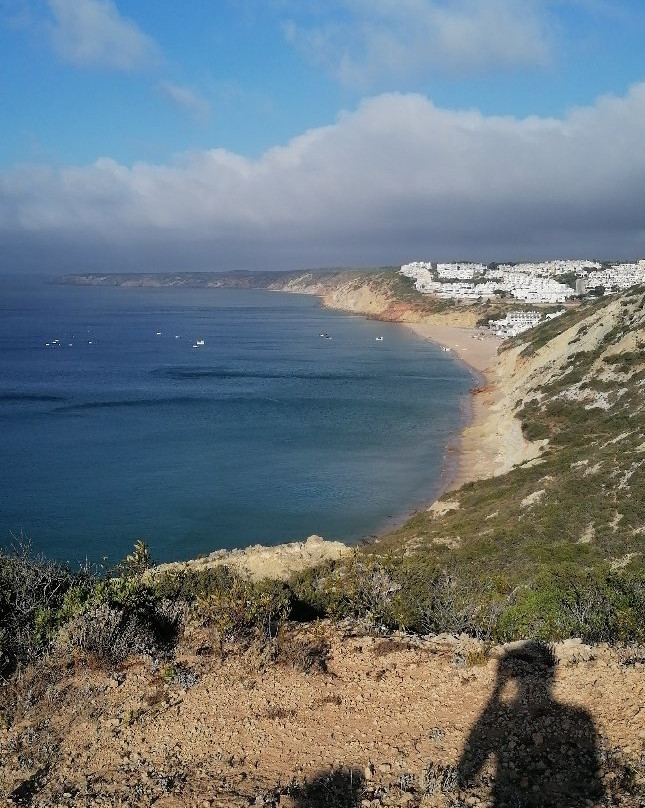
left=118, top=539, right=153, bottom=578
left=148, top=565, right=239, bottom=603
left=194, top=575, right=291, bottom=645
left=492, top=568, right=645, bottom=643
left=290, top=555, right=399, bottom=627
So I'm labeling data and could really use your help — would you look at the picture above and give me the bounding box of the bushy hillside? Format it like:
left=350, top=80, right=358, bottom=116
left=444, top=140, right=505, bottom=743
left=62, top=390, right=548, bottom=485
left=346, top=288, right=644, bottom=639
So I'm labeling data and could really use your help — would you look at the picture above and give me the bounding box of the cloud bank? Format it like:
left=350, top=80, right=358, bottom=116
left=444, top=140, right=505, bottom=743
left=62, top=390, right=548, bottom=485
left=2, top=85, right=645, bottom=272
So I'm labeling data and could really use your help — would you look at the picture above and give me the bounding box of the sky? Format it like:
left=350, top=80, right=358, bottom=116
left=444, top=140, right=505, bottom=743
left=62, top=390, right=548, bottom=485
left=1, top=0, right=645, bottom=273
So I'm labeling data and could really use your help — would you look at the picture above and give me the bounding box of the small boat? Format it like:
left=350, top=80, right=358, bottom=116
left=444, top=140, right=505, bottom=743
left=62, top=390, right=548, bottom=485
left=319, top=333, right=329, bottom=338
left=156, top=331, right=162, bottom=336
left=441, top=346, right=451, bottom=352
left=195, top=339, right=205, bottom=346
left=375, top=336, right=383, bottom=341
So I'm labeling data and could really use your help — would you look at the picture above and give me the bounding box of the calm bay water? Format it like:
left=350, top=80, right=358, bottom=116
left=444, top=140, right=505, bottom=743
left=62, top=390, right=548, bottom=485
left=0, top=275, right=474, bottom=564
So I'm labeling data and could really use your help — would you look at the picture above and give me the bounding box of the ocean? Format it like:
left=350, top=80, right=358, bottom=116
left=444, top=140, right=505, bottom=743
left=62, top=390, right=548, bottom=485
left=0, top=275, right=474, bottom=566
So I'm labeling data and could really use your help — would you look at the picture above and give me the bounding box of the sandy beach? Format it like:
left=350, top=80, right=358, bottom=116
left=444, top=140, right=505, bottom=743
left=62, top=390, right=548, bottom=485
left=405, top=322, right=501, bottom=375
left=405, top=322, right=505, bottom=493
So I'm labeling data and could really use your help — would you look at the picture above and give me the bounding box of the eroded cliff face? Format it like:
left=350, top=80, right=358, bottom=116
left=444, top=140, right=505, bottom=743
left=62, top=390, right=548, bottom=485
left=459, top=296, right=645, bottom=483
left=457, top=290, right=645, bottom=484
left=270, top=271, right=481, bottom=327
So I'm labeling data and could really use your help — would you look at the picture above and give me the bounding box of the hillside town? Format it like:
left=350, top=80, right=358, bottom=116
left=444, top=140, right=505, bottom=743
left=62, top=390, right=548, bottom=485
left=400, top=259, right=645, bottom=303
left=400, top=259, right=645, bottom=335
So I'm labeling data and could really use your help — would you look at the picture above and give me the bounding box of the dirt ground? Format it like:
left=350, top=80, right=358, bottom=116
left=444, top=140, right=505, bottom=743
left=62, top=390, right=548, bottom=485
left=2, top=629, right=643, bottom=807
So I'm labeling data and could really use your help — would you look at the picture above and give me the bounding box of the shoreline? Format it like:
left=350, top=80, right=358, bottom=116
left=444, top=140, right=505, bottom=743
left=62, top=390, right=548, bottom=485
left=148, top=315, right=506, bottom=579
left=50, top=277, right=515, bottom=574
left=402, top=322, right=503, bottom=493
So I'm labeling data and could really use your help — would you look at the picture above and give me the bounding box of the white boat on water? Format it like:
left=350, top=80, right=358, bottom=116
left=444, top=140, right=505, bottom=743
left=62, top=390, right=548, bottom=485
left=375, top=336, right=383, bottom=341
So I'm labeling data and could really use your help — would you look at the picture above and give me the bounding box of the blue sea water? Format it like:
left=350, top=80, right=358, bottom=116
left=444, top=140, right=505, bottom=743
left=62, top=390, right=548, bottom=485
left=0, top=275, right=475, bottom=565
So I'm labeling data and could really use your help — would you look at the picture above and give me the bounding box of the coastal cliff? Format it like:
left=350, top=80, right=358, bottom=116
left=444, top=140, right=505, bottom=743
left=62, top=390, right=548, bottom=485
left=373, top=287, right=644, bottom=608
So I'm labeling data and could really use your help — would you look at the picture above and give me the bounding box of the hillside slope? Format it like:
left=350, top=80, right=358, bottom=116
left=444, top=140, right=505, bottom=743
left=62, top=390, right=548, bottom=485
left=352, top=288, right=643, bottom=640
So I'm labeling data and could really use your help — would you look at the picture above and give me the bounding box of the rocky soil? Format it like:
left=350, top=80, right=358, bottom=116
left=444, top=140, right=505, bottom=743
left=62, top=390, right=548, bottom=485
left=2, top=630, right=643, bottom=807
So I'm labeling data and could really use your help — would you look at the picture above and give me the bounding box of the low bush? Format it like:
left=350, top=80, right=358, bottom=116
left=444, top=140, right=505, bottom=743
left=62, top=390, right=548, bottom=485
left=55, top=597, right=185, bottom=666
left=194, top=575, right=291, bottom=647
left=275, top=622, right=331, bottom=672
left=289, top=555, right=645, bottom=646
left=0, top=539, right=89, bottom=676
left=290, top=554, right=399, bottom=627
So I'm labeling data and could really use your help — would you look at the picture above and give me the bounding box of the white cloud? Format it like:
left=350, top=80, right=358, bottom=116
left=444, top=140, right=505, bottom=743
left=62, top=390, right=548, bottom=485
left=158, top=81, right=210, bottom=122
left=283, top=0, right=553, bottom=86
left=2, top=84, right=645, bottom=271
left=46, top=0, right=159, bottom=70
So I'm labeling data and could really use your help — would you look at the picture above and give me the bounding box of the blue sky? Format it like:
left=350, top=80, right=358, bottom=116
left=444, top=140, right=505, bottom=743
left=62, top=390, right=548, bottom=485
left=1, top=0, right=645, bottom=271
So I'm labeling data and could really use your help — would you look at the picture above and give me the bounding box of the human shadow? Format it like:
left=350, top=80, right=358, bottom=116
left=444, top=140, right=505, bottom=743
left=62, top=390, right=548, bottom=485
left=289, top=768, right=364, bottom=808
left=457, top=642, right=605, bottom=807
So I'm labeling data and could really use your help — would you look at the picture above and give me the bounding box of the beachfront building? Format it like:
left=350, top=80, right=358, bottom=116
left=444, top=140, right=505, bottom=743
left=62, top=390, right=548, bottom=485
left=501, top=273, right=572, bottom=304
left=488, top=309, right=566, bottom=338
left=400, top=261, right=435, bottom=292
left=433, top=282, right=498, bottom=300
left=497, top=260, right=602, bottom=277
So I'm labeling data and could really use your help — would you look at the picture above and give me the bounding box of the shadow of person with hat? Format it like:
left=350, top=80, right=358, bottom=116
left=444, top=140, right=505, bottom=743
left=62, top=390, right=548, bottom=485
left=458, top=642, right=604, bottom=807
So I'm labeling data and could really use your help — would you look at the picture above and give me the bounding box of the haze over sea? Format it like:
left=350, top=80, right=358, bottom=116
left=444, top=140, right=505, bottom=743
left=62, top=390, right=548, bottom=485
left=0, top=275, right=474, bottom=565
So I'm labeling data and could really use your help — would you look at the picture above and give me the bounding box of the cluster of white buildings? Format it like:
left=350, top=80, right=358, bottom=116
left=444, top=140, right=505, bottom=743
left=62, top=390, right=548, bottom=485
left=487, top=309, right=566, bottom=338
left=400, top=259, right=645, bottom=305
left=585, top=263, right=645, bottom=292
left=496, top=260, right=602, bottom=277
left=436, top=262, right=487, bottom=279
